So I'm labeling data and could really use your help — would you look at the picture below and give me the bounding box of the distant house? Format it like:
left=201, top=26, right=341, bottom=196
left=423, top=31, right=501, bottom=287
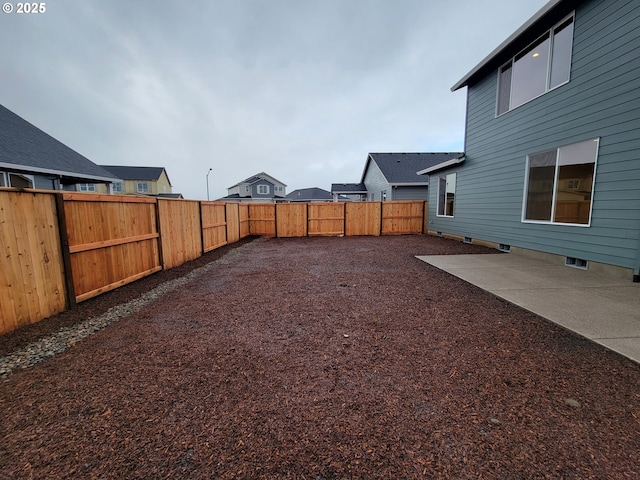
left=285, top=187, right=333, bottom=202
left=224, top=172, right=287, bottom=202
left=424, top=0, right=640, bottom=281
left=0, top=104, right=118, bottom=190
left=330, top=183, right=367, bottom=202
left=97, top=166, right=174, bottom=196
left=333, top=152, right=464, bottom=202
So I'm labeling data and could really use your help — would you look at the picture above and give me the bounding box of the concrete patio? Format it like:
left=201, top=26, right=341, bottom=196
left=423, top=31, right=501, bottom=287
left=417, top=253, right=640, bottom=364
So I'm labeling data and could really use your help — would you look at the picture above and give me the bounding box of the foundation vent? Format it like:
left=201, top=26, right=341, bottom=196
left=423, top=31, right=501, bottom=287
left=464, top=237, right=473, bottom=244
left=499, top=244, right=511, bottom=252
left=565, top=256, right=588, bottom=269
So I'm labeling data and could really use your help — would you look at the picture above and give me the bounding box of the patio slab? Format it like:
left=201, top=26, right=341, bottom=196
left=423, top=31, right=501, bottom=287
left=417, top=254, right=640, bottom=364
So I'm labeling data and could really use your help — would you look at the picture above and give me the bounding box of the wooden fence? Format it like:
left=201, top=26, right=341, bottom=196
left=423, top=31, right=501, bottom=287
left=0, top=189, right=427, bottom=335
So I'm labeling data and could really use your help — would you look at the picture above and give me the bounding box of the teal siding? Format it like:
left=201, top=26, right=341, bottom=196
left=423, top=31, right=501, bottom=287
left=393, top=185, right=428, bottom=201
left=430, top=0, right=640, bottom=273
left=363, top=161, right=390, bottom=201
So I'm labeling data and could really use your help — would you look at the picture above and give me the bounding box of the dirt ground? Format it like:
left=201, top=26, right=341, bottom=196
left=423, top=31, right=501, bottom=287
left=1, top=235, right=639, bottom=479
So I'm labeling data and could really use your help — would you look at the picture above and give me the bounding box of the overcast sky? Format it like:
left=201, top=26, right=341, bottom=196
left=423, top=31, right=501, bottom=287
left=1, top=0, right=548, bottom=200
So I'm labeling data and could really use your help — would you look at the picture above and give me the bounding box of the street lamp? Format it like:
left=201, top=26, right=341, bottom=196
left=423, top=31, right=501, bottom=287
left=206, top=168, right=212, bottom=201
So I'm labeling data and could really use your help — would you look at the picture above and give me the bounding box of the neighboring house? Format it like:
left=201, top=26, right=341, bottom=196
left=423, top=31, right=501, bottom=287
left=423, top=0, right=640, bottom=281
left=224, top=172, right=286, bottom=202
left=334, top=152, right=464, bottom=202
left=330, top=183, right=367, bottom=202
left=97, top=165, right=174, bottom=196
left=0, top=104, right=118, bottom=190
left=286, top=187, right=333, bottom=202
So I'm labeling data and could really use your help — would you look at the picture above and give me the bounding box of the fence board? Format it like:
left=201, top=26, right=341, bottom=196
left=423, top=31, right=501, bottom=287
left=308, top=202, right=345, bottom=236
left=239, top=204, right=250, bottom=238
left=276, top=203, right=307, bottom=237
left=249, top=204, right=276, bottom=236
left=0, top=191, right=67, bottom=335
left=158, top=199, right=202, bottom=269
left=345, top=202, right=381, bottom=236
left=201, top=202, right=228, bottom=253
left=381, top=201, right=425, bottom=235
left=225, top=203, right=240, bottom=244
left=63, top=194, right=161, bottom=302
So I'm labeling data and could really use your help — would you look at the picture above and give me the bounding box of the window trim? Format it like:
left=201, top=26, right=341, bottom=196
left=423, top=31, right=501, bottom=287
left=496, top=12, right=574, bottom=117
left=521, top=138, right=599, bottom=227
left=436, top=172, right=456, bottom=218
left=136, top=181, right=150, bottom=193
left=78, top=183, right=96, bottom=192
left=257, top=184, right=270, bottom=195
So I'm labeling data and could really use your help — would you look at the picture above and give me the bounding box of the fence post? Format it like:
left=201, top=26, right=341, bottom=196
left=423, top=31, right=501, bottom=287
left=154, top=198, right=165, bottom=270
left=54, top=192, right=77, bottom=309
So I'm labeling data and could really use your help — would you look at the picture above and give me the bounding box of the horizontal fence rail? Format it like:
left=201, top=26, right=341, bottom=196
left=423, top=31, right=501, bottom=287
left=0, top=189, right=427, bottom=335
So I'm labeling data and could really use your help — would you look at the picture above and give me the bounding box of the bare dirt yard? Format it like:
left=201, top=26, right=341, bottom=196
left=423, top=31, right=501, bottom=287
left=1, top=235, right=639, bottom=479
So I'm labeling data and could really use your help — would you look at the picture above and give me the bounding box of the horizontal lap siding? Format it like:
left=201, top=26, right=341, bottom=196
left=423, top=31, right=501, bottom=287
left=431, top=0, right=640, bottom=270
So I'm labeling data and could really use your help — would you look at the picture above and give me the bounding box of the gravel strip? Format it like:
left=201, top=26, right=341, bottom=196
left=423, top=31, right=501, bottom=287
left=0, top=239, right=258, bottom=378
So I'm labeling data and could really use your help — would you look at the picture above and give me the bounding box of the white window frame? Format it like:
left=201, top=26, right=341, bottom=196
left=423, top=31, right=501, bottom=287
left=112, top=181, right=123, bottom=193
left=0, top=171, right=7, bottom=187
left=78, top=183, right=96, bottom=192
left=136, top=182, right=150, bottom=193
left=496, top=13, right=574, bottom=116
left=521, top=138, right=599, bottom=227
left=257, top=184, right=270, bottom=195
left=436, top=173, right=456, bottom=217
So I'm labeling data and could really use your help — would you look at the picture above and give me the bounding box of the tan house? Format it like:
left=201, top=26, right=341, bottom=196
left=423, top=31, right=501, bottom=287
left=91, top=166, right=174, bottom=196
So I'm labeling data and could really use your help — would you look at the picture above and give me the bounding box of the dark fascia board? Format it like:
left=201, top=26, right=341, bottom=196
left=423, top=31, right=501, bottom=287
left=0, top=161, right=118, bottom=183
left=416, top=156, right=466, bottom=175
left=451, top=0, right=563, bottom=92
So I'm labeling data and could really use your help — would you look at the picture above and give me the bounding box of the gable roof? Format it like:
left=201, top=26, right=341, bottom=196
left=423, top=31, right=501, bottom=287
left=362, top=153, right=465, bottom=185
left=286, top=187, right=333, bottom=201
left=451, top=0, right=567, bottom=91
left=100, top=165, right=171, bottom=185
left=331, top=183, right=367, bottom=194
left=228, top=172, right=287, bottom=189
left=0, top=104, right=118, bottom=183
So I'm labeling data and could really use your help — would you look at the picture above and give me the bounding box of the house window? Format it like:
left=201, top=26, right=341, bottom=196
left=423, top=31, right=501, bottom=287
left=136, top=182, right=150, bottom=193
left=258, top=185, right=270, bottom=195
left=0, top=172, right=6, bottom=187
left=245, top=185, right=250, bottom=192
left=523, top=138, right=598, bottom=225
left=112, top=181, right=123, bottom=193
left=78, top=183, right=96, bottom=192
left=437, top=173, right=456, bottom=217
left=497, top=14, right=574, bottom=115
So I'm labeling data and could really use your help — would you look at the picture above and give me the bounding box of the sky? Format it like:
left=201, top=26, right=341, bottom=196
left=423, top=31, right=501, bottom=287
left=0, top=0, right=549, bottom=200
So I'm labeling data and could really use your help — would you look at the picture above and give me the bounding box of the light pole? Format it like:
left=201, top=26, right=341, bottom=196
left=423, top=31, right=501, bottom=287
left=206, top=168, right=212, bottom=201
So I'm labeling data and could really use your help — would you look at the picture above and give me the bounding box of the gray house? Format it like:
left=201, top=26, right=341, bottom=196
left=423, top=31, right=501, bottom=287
left=224, top=172, right=287, bottom=202
left=334, top=152, right=464, bottom=202
left=423, top=0, right=640, bottom=281
left=0, top=104, right=118, bottom=190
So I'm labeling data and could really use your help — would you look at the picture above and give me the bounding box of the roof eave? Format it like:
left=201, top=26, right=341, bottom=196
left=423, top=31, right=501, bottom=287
left=451, top=0, right=563, bottom=92
left=0, top=162, right=119, bottom=182
left=417, top=156, right=466, bottom=175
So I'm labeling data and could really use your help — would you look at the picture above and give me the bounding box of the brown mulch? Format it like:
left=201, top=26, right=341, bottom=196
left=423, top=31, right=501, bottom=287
left=1, top=235, right=639, bottom=479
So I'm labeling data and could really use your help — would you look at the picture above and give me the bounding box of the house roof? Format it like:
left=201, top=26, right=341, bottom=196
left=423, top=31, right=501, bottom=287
left=228, top=172, right=287, bottom=189
left=286, top=187, right=333, bottom=202
left=416, top=155, right=466, bottom=175
left=362, top=153, right=465, bottom=185
left=331, top=183, right=367, bottom=193
left=100, top=165, right=171, bottom=185
left=451, top=0, right=568, bottom=91
left=0, top=104, right=118, bottom=183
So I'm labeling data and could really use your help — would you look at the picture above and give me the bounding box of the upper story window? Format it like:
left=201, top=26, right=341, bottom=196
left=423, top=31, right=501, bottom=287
left=437, top=173, right=456, bottom=217
left=497, top=14, right=574, bottom=115
left=522, top=138, right=598, bottom=226
left=136, top=182, right=150, bottom=193
left=258, top=184, right=270, bottom=195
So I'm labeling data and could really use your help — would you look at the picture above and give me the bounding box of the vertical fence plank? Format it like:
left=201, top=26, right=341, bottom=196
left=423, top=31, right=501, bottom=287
left=201, top=201, right=228, bottom=252
left=225, top=203, right=240, bottom=244
left=238, top=203, right=250, bottom=238
left=381, top=201, right=424, bottom=235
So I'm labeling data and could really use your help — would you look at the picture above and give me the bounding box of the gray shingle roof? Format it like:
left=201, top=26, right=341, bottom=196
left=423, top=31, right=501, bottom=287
left=0, top=104, right=118, bottom=182
left=286, top=187, right=333, bottom=201
left=100, top=165, right=170, bottom=184
left=331, top=183, right=367, bottom=193
left=366, top=153, right=465, bottom=184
